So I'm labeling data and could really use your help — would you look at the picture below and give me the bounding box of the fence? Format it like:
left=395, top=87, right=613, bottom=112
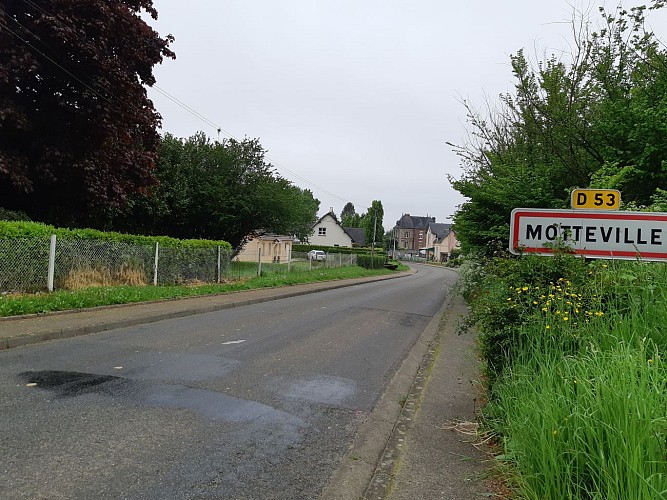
left=0, top=236, right=232, bottom=293
left=0, top=239, right=361, bottom=293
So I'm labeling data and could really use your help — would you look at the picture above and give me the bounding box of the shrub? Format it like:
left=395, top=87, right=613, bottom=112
left=293, top=243, right=384, bottom=256
left=356, top=254, right=386, bottom=269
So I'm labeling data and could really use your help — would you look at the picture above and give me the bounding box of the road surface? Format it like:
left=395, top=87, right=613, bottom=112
left=0, top=264, right=456, bottom=499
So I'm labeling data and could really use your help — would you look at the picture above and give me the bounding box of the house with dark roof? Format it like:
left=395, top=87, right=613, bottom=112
left=395, top=214, right=436, bottom=255
left=425, top=222, right=459, bottom=261
left=309, top=210, right=354, bottom=247
left=343, top=227, right=366, bottom=247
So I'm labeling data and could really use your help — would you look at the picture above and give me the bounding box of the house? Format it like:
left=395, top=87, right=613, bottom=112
left=435, top=227, right=460, bottom=261
left=395, top=214, right=436, bottom=255
left=235, top=233, right=294, bottom=263
left=425, top=222, right=460, bottom=261
left=343, top=227, right=366, bottom=247
left=309, top=211, right=354, bottom=247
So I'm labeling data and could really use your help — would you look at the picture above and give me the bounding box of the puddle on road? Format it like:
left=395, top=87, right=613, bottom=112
left=286, top=375, right=356, bottom=405
left=142, top=384, right=301, bottom=425
left=19, top=370, right=127, bottom=397
left=18, top=370, right=302, bottom=428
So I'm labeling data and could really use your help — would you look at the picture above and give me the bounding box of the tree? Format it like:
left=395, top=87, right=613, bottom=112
left=340, top=202, right=356, bottom=223
left=341, top=202, right=363, bottom=227
left=0, top=0, right=175, bottom=225
left=363, top=200, right=385, bottom=247
left=112, top=133, right=320, bottom=252
left=449, top=3, right=667, bottom=254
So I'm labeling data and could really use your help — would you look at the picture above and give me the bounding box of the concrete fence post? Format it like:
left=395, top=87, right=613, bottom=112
left=153, top=242, right=159, bottom=286
left=217, top=246, right=221, bottom=283
left=258, top=248, right=262, bottom=276
left=47, top=234, right=56, bottom=292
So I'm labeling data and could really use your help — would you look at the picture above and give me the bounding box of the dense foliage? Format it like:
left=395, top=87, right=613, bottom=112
left=110, top=133, right=320, bottom=253
left=0, top=0, right=174, bottom=224
left=339, top=199, right=385, bottom=247
left=461, top=253, right=667, bottom=499
left=450, top=3, right=667, bottom=254
left=0, top=220, right=231, bottom=249
left=293, top=244, right=384, bottom=255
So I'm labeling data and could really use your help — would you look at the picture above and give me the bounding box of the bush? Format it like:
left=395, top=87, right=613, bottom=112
left=356, top=254, right=386, bottom=269
left=0, top=207, right=31, bottom=221
left=0, top=221, right=231, bottom=249
left=293, top=243, right=384, bottom=256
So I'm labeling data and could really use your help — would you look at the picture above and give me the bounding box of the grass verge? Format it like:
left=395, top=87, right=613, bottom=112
left=0, top=266, right=398, bottom=318
left=460, top=255, right=667, bottom=499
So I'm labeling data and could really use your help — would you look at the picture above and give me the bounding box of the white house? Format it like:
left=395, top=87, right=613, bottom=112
left=309, top=211, right=353, bottom=247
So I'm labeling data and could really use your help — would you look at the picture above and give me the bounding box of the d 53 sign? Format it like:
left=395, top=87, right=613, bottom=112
left=510, top=208, right=667, bottom=261
left=571, top=189, right=621, bottom=210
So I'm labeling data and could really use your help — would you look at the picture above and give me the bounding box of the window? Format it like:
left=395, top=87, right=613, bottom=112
left=318, top=227, right=326, bottom=236
left=419, top=233, right=423, bottom=240
left=404, top=231, right=410, bottom=238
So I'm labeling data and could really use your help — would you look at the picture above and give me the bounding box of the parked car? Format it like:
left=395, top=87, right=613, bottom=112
left=308, top=250, right=326, bottom=261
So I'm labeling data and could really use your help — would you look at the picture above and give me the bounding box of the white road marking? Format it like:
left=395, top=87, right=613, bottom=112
left=222, top=340, right=246, bottom=345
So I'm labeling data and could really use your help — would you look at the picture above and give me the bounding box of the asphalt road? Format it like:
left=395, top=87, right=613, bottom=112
left=0, top=264, right=456, bottom=499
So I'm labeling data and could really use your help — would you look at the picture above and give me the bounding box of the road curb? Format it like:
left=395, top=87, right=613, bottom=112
left=319, top=270, right=459, bottom=500
left=0, top=271, right=413, bottom=351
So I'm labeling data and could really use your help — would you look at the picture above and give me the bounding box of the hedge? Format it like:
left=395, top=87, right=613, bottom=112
left=293, top=243, right=385, bottom=256
left=356, top=254, right=387, bottom=269
left=0, top=221, right=232, bottom=250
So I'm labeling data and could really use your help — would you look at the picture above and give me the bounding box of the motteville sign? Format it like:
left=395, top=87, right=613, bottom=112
left=509, top=208, right=667, bottom=261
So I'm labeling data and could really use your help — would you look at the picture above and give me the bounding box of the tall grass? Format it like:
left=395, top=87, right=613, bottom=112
left=466, top=256, right=667, bottom=499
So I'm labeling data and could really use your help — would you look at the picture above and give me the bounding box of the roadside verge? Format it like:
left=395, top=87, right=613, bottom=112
left=320, top=277, right=493, bottom=500
left=0, top=271, right=411, bottom=351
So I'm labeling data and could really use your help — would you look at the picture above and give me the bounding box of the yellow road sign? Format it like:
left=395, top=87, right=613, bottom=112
left=571, top=189, right=621, bottom=210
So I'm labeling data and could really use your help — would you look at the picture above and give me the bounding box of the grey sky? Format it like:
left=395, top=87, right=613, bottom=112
left=146, top=1, right=664, bottom=230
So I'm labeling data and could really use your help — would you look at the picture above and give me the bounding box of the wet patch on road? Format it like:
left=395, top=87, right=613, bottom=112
left=19, top=370, right=128, bottom=397
left=285, top=375, right=356, bottom=405
left=18, top=370, right=303, bottom=428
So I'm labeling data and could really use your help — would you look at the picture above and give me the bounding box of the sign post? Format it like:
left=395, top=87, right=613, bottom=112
left=509, top=208, right=667, bottom=261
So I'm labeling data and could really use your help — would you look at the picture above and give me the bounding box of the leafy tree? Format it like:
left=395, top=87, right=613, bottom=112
left=340, top=202, right=364, bottom=227
left=363, top=200, right=385, bottom=247
left=0, top=0, right=174, bottom=225
left=340, top=202, right=356, bottom=221
left=112, top=133, right=320, bottom=252
left=449, top=2, right=667, bottom=254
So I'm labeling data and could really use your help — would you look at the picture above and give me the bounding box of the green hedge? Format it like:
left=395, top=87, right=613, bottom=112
left=293, top=243, right=385, bottom=256
left=0, top=221, right=231, bottom=250
left=356, top=254, right=387, bottom=269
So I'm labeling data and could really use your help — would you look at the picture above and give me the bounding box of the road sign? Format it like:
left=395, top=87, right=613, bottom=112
left=571, top=188, right=621, bottom=210
left=510, top=208, right=667, bottom=261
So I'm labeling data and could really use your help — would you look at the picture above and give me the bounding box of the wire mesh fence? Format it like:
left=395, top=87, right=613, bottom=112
left=0, top=237, right=51, bottom=293
left=0, top=236, right=233, bottom=293
left=0, top=238, right=362, bottom=293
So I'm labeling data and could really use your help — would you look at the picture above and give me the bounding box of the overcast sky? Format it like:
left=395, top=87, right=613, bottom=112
left=145, top=1, right=666, bottom=230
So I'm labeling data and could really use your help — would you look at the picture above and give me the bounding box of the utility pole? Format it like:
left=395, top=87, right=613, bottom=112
left=371, top=208, right=377, bottom=268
